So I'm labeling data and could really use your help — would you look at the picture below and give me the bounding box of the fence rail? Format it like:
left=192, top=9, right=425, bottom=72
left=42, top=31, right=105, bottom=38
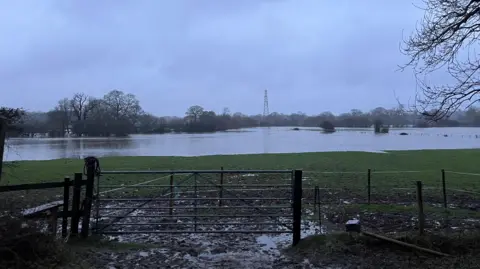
left=0, top=181, right=74, bottom=192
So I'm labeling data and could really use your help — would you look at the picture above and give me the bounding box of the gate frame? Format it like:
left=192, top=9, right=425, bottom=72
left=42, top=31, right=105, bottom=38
left=84, top=167, right=303, bottom=246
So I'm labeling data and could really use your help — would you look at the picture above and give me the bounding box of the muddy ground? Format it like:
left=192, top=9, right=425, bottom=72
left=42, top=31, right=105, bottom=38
left=69, top=185, right=480, bottom=269
left=3, top=179, right=480, bottom=269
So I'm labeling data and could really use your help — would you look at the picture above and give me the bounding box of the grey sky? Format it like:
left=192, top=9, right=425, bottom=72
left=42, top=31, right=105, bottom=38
left=0, top=0, right=427, bottom=116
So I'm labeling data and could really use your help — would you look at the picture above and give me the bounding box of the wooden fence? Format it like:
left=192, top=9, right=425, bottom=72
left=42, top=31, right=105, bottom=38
left=0, top=161, right=97, bottom=238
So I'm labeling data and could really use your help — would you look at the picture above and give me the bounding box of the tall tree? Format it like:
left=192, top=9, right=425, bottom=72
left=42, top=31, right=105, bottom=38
left=402, top=0, right=480, bottom=121
left=70, top=93, right=89, bottom=121
left=103, top=90, right=142, bottom=121
left=185, top=105, right=204, bottom=123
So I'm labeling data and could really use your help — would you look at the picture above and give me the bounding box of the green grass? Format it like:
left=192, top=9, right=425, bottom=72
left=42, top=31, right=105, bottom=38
left=2, top=149, right=480, bottom=206
left=304, top=204, right=480, bottom=221
left=3, top=149, right=480, bottom=187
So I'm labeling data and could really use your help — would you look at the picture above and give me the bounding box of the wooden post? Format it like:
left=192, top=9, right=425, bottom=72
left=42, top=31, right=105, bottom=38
left=218, top=167, right=224, bottom=207
left=71, top=173, right=82, bottom=235
left=367, top=169, right=371, bottom=205
left=169, top=173, right=174, bottom=216
left=441, top=169, right=447, bottom=210
left=292, top=170, right=303, bottom=246
left=194, top=173, right=198, bottom=232
left=416, top=181, right=425, bottom=235
left=0, top=120, right=6, bottom=182
left=81, top=158, right=96, bottom=238
left=62, top=177, right=70, bottom=238
left=315, top=186, right=321, bottom=227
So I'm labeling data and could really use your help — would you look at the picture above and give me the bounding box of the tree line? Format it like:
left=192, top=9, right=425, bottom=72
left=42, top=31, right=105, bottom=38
left=3, top=90, right=480, bottom=138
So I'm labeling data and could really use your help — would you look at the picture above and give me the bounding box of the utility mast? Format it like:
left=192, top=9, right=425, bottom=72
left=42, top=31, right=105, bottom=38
left=263, top=89, right=269, bottom=118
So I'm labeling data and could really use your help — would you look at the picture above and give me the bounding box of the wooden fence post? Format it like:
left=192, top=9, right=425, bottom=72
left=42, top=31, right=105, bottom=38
left=62, top=177, right=70, bottom=238
left=81, top=157, right=96, bottom=238
left=314, top=186, right=321, bottom=227
left=292, top=170, right=303, bottom=246
left=441, top=169, right=447, bottom=210
left=218, top=167, right=224, bottom=207
left=71, top=173, right=82, bottom=235
left=416, top=181, right=425, bottom=236
left=169, top=173, right=174, bottom=216
left=367, top=169, right=371, bottom=205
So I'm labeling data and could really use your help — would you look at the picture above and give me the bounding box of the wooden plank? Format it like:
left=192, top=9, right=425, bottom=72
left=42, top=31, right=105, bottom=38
left=22, top=200, right=64, bottom=217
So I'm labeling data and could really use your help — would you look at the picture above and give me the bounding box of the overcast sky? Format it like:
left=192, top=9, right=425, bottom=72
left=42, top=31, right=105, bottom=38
left=0, top=0, right=428, bottom=116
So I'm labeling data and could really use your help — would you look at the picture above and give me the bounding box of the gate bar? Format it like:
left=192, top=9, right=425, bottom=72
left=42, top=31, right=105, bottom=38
left=95, top=172, right=195, bottom=232
left=100, top=197, right=291, bottom=201
left=99, top=184, right=294, bottom=188
left=101, top=169, right=293, bottom=175
left=101, top=214, right=292, bottom=218
left=106, top=222, right=292, bottom=226
left=101, top=230, right=293, bottom=234
left=97, top=205, right=292, bottom=210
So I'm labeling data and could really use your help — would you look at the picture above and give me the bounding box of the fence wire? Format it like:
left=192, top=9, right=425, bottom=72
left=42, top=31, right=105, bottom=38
left=304, top=169, right=480, bottom=235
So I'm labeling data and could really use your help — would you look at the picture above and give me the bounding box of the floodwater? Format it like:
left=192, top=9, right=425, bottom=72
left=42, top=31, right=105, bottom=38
left=3, top=127, right=480, bottom=161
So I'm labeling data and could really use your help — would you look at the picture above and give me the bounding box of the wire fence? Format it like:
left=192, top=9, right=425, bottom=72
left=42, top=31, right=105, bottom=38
left=2, top=168, right=479, bottom=237
left=303, top=169, right=480, bottom=235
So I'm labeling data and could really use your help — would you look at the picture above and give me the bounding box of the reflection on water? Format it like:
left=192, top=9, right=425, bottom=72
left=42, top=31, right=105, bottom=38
left=3, top=127, right=480, bottom=161
left=5, top=137, right=134, bottom=161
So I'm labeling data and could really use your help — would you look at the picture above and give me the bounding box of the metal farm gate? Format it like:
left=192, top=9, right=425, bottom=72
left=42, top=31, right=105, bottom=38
left=91, top=169, right=303, bottom=246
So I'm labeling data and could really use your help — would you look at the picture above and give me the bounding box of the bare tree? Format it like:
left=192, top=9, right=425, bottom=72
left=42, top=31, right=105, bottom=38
left=70, top=93, right=89, bottom=121
left=401, top=0, right=480, bottom=121
left=185, top=105, right=204, bottom=122
left=103, top=90, right=142, bottom=121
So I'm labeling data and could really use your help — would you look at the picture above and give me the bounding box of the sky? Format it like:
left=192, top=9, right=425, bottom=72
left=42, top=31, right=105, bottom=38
left=0, top=0, right=430, bottom=116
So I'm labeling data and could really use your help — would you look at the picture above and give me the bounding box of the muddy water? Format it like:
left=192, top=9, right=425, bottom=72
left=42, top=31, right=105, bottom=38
left=99, top=212, right=323, bottom=269
left=4, top=127, right=480, bottom=161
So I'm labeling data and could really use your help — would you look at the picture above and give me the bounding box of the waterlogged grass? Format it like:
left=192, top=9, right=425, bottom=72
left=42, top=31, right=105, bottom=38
left=2, top=149, right=480, bottom=190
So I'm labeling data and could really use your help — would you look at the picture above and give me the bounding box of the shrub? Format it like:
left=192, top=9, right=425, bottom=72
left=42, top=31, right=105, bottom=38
left=320, top=121, right=335, bottom=133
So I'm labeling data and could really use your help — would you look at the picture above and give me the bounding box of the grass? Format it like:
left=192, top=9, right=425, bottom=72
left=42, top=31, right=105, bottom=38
left=2, top=150, right=480, bottom=268
left=304, top=203, right=480, bottom=222
left=3, top=149, right=480, bottom=188
left=1, top=149, right=479, bottom=210
left=1, top=149, right=479, bottom=209
left=287, top=231, right=480, bottom=268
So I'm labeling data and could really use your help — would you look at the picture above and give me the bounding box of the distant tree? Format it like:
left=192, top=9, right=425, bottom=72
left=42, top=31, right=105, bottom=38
left=70, top=93, right=89, bottom=121
left=222, top=107, right=231, bottom=116
left=374, top=119, right=389, bottom=133
left=137, top=113, right=167, bottom=134
left=185, top=105, right=204, bottom=123
left=320, top=120, right=335, bottom=133
left=0, top=107, right=24, bottom=126
left=374, top=119, right=383, bottom=133
left=103, top=90, right=142, bottom=121
left=401, top=0, right=480, bottom=121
